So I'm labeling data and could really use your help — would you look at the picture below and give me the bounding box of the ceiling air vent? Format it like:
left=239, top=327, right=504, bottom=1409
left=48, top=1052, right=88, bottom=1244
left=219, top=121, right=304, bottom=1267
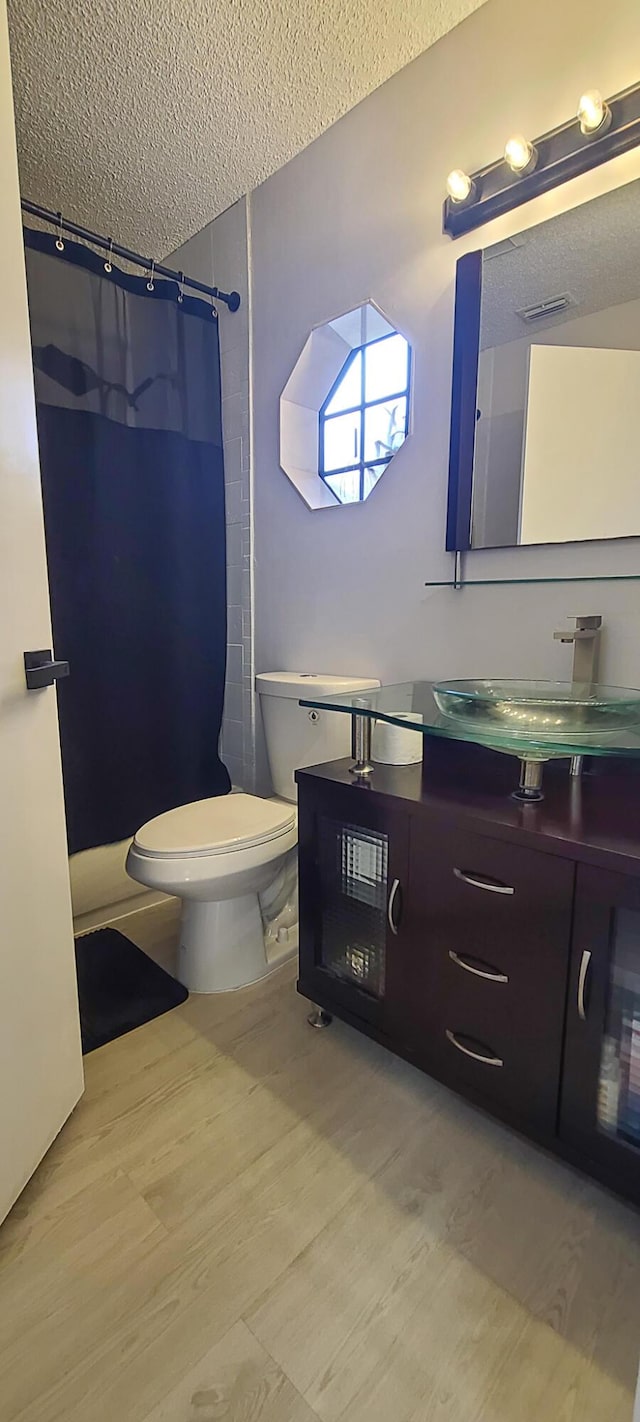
left=516, top=293, right=576, bottom=323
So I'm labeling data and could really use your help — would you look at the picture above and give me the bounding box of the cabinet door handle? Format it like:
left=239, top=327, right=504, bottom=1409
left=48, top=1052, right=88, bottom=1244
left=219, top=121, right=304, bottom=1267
left=577, top=949, right=592, bottom=1022
left=453, top=867, right=515, bottom=896
left=448, top=950, right=508, bottom=984
left=387, top=878, right=402, bottom=936
left=445, top=1029, right=503, bottom=1068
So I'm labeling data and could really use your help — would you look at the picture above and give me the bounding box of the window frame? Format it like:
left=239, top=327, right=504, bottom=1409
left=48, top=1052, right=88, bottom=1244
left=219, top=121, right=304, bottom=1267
left=318, top=332, right=411, bottom=503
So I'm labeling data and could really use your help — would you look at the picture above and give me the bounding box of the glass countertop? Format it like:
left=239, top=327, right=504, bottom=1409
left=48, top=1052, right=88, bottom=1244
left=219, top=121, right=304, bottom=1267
left=299, top=680, right=640, bottom=760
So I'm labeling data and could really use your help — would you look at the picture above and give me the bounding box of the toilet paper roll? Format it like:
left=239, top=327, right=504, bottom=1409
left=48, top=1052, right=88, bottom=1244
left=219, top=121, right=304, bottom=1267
left=372, top=713, right=423, bottom=765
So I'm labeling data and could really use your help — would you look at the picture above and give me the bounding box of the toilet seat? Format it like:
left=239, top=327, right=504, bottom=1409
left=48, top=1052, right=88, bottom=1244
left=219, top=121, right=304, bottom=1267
left=133, top=793, right=296, bottom=860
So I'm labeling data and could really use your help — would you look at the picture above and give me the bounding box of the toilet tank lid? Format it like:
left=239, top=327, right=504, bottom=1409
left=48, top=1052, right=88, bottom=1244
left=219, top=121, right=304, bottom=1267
left=256, top=672, right=380, bottom=699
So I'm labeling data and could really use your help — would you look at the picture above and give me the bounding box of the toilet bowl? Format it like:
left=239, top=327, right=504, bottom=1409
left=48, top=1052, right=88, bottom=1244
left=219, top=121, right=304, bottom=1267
left=126, top=794, right=298, bottom=993
left=126, top=672, right=379, bottom=993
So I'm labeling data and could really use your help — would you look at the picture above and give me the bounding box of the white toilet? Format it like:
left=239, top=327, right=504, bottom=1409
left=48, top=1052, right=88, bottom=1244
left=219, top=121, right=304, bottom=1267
left=126, top=673, right=379, bottom=992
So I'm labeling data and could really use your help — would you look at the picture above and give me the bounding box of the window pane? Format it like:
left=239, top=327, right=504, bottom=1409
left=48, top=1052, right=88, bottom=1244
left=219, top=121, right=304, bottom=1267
left=363, top=463, right=387, bottom=496
left=325, top=469, right=362, bottom=504
left=365, top=334, right=409, bottom=403
left=364, top=398, right=407, bottom=463
left=323, top=410, right=360, bottom=473
left=325, top=351, right=362, bottom=415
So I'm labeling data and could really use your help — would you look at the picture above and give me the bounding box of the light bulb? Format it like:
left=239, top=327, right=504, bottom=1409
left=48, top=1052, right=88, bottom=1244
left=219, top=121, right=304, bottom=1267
left=577, top=88, right=611, bottom=135
left=504, top=134, right=538, bottom=175
left=446, top=168, right=475, bottom=204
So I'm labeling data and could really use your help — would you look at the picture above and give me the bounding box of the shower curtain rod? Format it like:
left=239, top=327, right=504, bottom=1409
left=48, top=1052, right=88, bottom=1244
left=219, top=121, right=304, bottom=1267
left=21, top=200, right=242, bottom=312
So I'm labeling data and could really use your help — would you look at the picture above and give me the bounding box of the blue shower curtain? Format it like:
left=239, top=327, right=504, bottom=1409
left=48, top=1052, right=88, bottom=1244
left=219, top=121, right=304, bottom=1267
left=24, top=228, right=231, bottom=854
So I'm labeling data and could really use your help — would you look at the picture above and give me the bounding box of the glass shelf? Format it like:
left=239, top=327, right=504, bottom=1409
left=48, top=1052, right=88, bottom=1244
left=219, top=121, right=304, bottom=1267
left=299, top=680, right=640, bottom=761
left=424, top=573, right=640, bottom=590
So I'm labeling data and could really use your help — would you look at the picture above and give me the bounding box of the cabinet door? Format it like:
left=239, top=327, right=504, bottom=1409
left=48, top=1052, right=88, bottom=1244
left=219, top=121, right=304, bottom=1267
left=297, top=779, right=409, bottom=1029
left=388, top=820, right=574, bottom=1133
left=560, top=865, right=640, bottom=1193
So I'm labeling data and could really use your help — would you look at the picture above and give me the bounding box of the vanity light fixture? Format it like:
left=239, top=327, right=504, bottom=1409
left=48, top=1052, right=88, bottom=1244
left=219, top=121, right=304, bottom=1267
left=504, top=134, right=538, bottom=175
left=443, top=79, right=640, bottom=238
left=577, top=89, right=612, bottom=136
left=446, top=169, right=476, bottom=204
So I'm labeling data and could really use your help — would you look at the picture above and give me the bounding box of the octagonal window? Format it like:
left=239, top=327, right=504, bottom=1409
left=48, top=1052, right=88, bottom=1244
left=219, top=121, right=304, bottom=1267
left=280, top=301, right=412, bottom=510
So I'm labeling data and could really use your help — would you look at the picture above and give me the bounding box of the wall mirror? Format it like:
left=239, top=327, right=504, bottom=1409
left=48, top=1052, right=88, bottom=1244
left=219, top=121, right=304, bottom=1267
left=280, top=300, right=411, bottom=509
left=447, top=178, right=640, bottom=550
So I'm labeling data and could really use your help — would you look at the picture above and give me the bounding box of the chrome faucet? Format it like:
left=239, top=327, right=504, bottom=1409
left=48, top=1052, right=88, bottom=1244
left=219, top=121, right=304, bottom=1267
left=553, top=615, right=602, bottom=688
left=553, top=615, right=602, bottom=778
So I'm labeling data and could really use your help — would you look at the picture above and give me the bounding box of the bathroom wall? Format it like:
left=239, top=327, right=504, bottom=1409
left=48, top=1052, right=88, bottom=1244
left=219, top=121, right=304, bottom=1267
left=248, top=0, right=640, bottom=705
left=170, top=198, right=256, bottom=792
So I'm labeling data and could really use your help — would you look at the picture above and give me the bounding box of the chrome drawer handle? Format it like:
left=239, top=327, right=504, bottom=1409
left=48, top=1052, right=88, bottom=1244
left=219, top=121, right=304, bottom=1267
left=453, top=868, right=514, bottom=896
left=448, top=950, right=508, bottom=984
left=445, top=1029, right=503, bottom=1068
left=387, top=878, right=401, bottom=936
left=577, top=949, right=592, bottom=1022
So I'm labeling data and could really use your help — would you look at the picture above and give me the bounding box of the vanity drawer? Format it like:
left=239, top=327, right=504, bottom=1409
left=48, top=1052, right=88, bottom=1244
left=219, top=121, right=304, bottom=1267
left=428, top=946, right=565, bottom=1130
left=398, top=820, right=575, bottom=1129
left=411, top=823, right=574, bottom=978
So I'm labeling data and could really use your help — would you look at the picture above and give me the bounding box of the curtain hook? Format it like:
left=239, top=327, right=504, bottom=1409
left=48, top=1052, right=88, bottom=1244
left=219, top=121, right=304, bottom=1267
left=177, top=270, right=185, bottom=304
left=55, top=211, right=65, bottom=251
left=146, top=259, right=155, bottom=292
left=211, top=296, right=218, bottom=318
left=104, top=238, right=113, bottom=273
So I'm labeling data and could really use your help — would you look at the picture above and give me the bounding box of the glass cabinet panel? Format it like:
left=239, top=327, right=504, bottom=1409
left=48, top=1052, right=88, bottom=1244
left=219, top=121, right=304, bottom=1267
left=318, top=818, right=388, bottom=999
left=597, top=908, right=640, bottom=1150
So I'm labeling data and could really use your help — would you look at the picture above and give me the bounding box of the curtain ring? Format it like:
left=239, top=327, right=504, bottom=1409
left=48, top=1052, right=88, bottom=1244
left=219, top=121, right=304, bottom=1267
left=177, top=271, right=184, bottom=304
left=146, top=259, right=155, bottom=292
left=55, top=211, right=65, bottom=252
left=104, top=238, right=113, bottom=273
left=211, top=297, right=218, bottom=318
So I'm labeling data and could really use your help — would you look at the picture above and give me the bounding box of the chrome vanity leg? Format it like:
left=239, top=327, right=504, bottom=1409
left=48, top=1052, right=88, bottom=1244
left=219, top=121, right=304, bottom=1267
left=570, top=755, right=584, bottom=777
left=349, top=709, right=374, bottom=776
left=307, top=1005, right=333, bottom=1029
left=513, top=758, right=545, bottom=802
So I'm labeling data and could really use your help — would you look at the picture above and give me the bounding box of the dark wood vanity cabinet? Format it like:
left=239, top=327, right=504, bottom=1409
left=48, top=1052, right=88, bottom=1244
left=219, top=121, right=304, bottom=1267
left=297, top=752, right=640, bottom=1205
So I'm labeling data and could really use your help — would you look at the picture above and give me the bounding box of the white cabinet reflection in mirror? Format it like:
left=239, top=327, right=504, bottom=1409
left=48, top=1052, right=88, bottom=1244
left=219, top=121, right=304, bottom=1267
left=520, top=344, right=640, bottom=545
left=280, top=299, right=411, bottom=509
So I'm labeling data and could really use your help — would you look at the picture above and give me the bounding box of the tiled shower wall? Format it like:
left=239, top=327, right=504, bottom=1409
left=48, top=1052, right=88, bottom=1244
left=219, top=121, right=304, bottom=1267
left=169, top=197, right=256, bottom=792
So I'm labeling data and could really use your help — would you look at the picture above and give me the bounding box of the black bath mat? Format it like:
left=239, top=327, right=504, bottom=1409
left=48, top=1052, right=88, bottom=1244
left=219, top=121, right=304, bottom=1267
left=74, top=928, right=188, bottom=1054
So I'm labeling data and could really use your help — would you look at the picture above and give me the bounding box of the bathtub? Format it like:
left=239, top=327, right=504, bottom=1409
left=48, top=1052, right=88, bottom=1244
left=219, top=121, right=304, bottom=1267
left=69, top=838, right=180, bottom=970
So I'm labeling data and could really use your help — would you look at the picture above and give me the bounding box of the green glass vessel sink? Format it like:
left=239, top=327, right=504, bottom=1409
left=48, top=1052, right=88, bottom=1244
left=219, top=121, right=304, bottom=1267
left=433, top=679, right=640, bottom=750
left=298, top=679, right=640, bottom=765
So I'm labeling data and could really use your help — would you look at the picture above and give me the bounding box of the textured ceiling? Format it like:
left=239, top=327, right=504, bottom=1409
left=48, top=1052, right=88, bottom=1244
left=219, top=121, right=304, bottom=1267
left=481, top=178, right=640, bottom=347
left=8, top=0, right=485, bottom=257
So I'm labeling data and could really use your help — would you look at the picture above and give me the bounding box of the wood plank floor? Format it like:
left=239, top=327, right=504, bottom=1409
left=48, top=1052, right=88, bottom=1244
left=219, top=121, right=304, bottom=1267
left=1, top=922, right=640, bottom=1421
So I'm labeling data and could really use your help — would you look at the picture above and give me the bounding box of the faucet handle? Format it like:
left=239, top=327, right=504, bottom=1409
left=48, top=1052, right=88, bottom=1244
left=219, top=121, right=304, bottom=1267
left=567, top=615, right=602, bottom=630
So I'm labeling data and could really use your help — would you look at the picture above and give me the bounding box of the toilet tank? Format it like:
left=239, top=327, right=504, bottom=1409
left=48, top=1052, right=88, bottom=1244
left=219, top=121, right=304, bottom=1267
left=256, top=673, right=380, bottom=802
